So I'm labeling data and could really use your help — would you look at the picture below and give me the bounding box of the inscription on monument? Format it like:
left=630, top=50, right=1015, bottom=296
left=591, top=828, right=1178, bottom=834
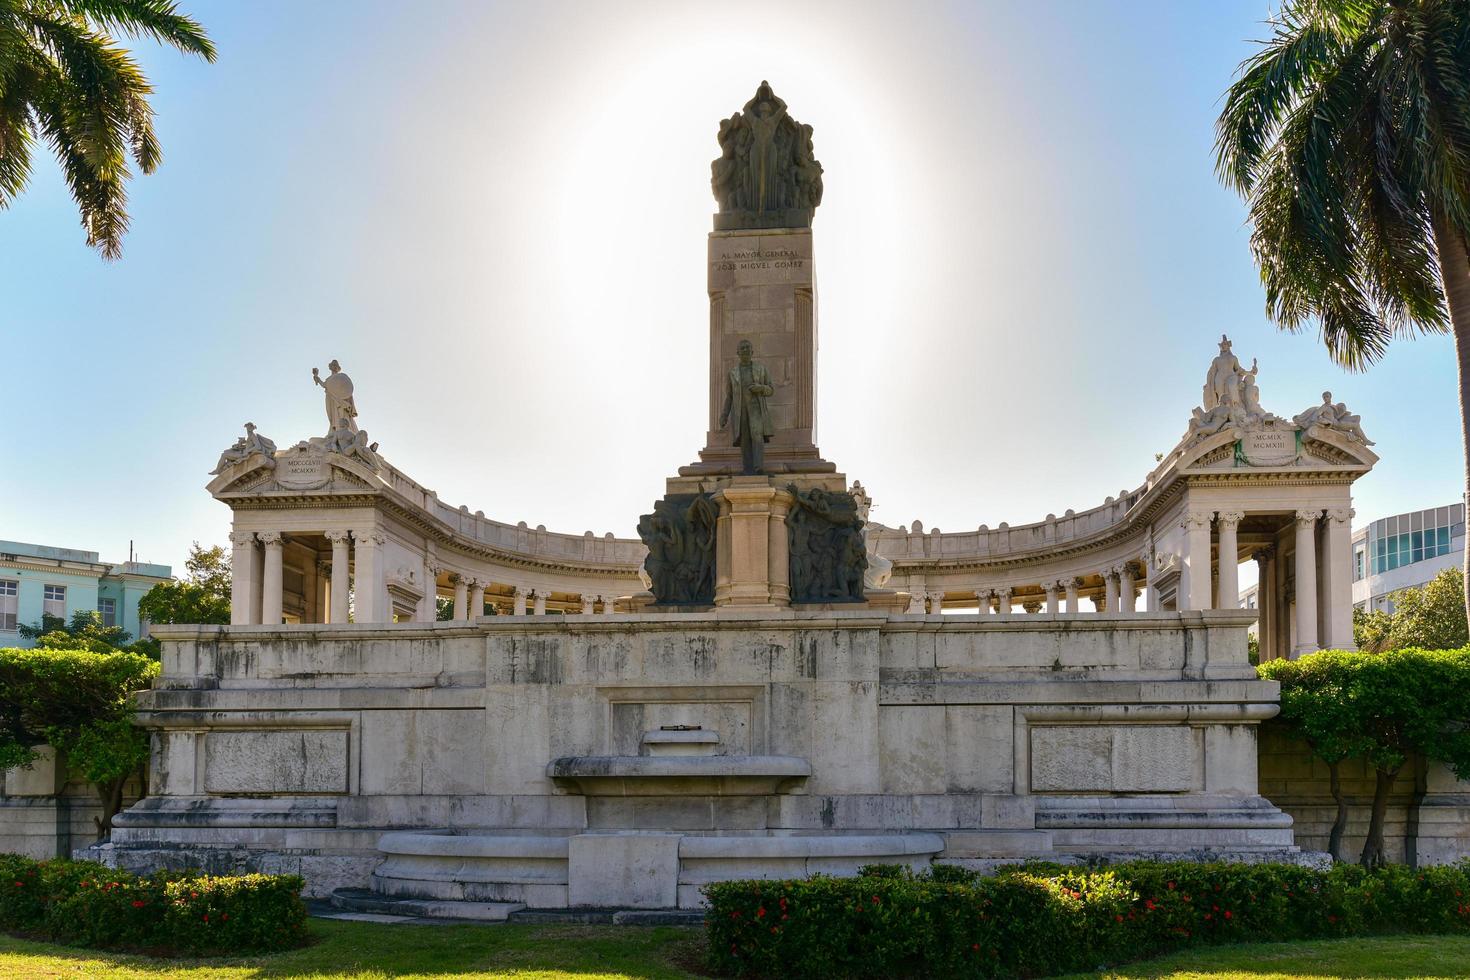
left=277, top=453, right=330, bottom=489
left=1237, top=429, right=1298, bottom=466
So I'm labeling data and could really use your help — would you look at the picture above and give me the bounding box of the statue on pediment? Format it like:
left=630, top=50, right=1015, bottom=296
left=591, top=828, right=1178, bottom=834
left=325, top=416, right=382, bottom=469
left=711, top=81, right=823, bottom=229
left=312, top=360, right=357, bottom=438
left=1293, top=391, right=1374, bottom=445
left=1202, top=335, right=1257, bottom=413
left=1186, top=335, right=1282, bottom=443
left=209, top=422, right=277, bottom=475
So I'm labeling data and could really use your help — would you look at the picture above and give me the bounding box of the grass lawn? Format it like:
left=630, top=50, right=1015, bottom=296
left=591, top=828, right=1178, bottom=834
left=0, top=921, right=1467, bottom=979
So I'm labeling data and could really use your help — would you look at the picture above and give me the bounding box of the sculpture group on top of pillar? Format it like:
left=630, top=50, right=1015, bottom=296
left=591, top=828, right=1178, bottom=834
left=710, top=81, right=824, bottom=230
left=210, top=422, right=277, bottom=475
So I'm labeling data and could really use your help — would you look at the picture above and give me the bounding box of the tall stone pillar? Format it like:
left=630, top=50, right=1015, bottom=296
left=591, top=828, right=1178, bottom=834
left=533, top=591, right=548, bottom=615
left=354, top=529, right=387, bottom=623
left=1065, top=578, right=1080, bottom=613
left=580, top=594, right=596, bottom=615
left=229, top=531, right=259, bottom=625
left=1182, top=511, right=1214, bottom=611
left=975, top=588, right=993, bottom=615
left=1044, top=581, right=1059, bottom=615
left=1216, top=511, right=1243, bottom=610
left=1293, top=510, right=1321, bottom=657
left=259, top=532, right=284, bottom=625
left=600, top=595, right=617, bottom=616
left=1321, top=507, right=1355, bottom=649
left=1119, top=563, right=1137, bottom=614
left=927, top=590, right=946, bottom=615
left=512, top=587, right=528, bottom=616
left=994, top=587, right=1012, bottom=618
left=468, top=580, right=485, bottom=620
left=451, top=576, right=468, bottom=621
left=1253, top=548, right=1274, bottom=660
left=325, top=530, right=351, bottom=624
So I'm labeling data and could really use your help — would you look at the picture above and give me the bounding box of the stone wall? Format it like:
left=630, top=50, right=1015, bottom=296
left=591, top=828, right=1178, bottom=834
left=82, top=611, right=1319, bottom=902
left=0, top=746, right=141, bottom=859
left=1259, top=725, right=1470, bottom=865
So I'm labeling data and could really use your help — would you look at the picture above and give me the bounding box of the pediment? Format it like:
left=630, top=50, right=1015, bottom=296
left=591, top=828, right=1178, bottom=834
left=1175, top=420, right=1375, bottom=474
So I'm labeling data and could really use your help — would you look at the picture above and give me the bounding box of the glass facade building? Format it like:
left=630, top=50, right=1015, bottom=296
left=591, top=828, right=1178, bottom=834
left=1358, top=504, right=1464, bottom=579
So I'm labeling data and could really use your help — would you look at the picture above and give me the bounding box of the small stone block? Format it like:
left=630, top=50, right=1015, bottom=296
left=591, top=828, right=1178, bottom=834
left=568, top=834, right=679, bottom=909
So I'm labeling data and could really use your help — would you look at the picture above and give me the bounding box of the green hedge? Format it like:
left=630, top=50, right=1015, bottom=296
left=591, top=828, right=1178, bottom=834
left=705, top=861, right=1470, bottom=977
left=0, top=855, right=307, bottom=956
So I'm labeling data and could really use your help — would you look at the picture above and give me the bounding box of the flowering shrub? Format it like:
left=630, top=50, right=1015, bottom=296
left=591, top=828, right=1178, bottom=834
left=704, top=860, right=1470, bottom=977
left=0, top=854, right=306, bottom=955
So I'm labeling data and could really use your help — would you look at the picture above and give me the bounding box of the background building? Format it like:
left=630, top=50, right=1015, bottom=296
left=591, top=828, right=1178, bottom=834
left=0, top=540, right=172, bottom=647
left=1351, top=503, right=1465, bottom=614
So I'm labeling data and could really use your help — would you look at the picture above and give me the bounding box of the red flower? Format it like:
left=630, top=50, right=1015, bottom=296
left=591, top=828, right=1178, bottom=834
left=770, top=926, right=778, bottom=934
left=972, top=944, right=979, bottom=951
left=12, top=882, right=21, bottom=888
left=1224, top=910, right=1233, bottom=920
left=131, top=900, right=145, bottom=908
left=756, top=907, right=766, bottom=918
left=202, top=914, right=209, bottom=923
left=1115, top=915, right=1124, bottom=922
left=1166, top=881, right=1175, bottom=890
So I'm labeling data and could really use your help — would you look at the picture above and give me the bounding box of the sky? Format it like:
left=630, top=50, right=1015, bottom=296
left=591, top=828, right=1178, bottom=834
left=0, top=0, right=1463, bottom=574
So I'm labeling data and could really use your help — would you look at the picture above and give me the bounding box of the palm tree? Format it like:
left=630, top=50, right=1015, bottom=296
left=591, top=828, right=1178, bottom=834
left=0, top=0, right=213, bottom=258
left=1216, top=1, right=1470, bottom=625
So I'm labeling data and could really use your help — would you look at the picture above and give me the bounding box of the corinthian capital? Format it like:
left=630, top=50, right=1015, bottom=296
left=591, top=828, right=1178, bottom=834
left=324, top=529, right=351, bottom=544
left=229, top=530, right=256, bottom=547
left=1325, top=507, right=1353, bottom=524
left=1294, top=509, right=1322, bottom=526
left=1181, top=510, right=1213, bottom=531
left=1216, top=510, right=1245, bottom=527
left=257, top=530, right=283, bottom=547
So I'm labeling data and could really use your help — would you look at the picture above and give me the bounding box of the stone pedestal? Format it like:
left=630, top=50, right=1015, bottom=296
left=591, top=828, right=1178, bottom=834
left=713, top=477, right=793, bottom=608
left=682, top=229, right=834, bottom=476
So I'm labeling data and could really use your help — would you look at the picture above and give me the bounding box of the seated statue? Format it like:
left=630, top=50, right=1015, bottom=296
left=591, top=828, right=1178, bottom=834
left=325, top=417, right=382, bottom=468
left=209, top=422, right=277, bottom=475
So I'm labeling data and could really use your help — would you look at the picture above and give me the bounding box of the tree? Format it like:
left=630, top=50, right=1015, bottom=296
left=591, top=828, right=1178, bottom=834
left=0, top=646, right=158, bottom=836
left=1216, top=1, right=1470, bottom=621
left=1259, top=652, right=1372, bottom=861
left=1261, top=648, right=1470, bottom=866
left=17, top=608, right=129, bottom=649
left=137, top=541, right=230, bottom=628
left=1386, top=567, right=1469, bottom=651
left=1353, top=605, right=1394, bottom=653
left=0, top=0, right=214, bottom=258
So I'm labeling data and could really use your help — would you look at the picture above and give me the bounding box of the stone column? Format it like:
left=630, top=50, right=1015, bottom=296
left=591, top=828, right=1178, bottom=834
left=354, top=529, right=387, bottom=623
left=1182, top=510, right=1214, bottom=610
left=580, top=593, right=596, bottom=615
left=259, top=531, right=284, bottom=625
left=1093, top=591, right=1108, bottom=613
left=994, top=587, right=1012, bottom=618
left=1064, top=577, right=1080, bottom=613
left=1321, top=507, right=1355, bottom=649
left=229, top=531, right=259, bottom=625
left=927, top=590, right=945, bottom=615
left=769, top=491, right=793, bottom=606
left=325, top=530, right=351, bottom=624
left=1043, top=581, right=1059, bottom=614
left=451, top=576, right=468, bottom=620
left=468, top=579, right=485, bottom=619
left=1293, top=510, right=1321, bottom=657
left=974, top=588, right=993, bottom=615
left=533, top=591, right=548, bottom=615
left=1253, top=548, right=1274, bottom=660
left=601, top=595, right=617, bottom=616
left=1216, top=511, right=1243, bottom=610
left=513, top=586, right=528, bottom=616
left=1119, top=563, right=1137, bottom=614
left=1103, top=567, right=1120, bottom=612
left=418, top=563, right=439, bottom=622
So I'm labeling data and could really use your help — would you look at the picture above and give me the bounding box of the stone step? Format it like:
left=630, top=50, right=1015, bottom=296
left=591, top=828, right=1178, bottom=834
left=507, top=907, right=705, bottom=926
left=330, top=888, right=524, bottom=922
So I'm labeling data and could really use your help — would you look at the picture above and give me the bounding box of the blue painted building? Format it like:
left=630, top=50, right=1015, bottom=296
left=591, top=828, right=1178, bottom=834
left=0, top=540, right=172, bottom=648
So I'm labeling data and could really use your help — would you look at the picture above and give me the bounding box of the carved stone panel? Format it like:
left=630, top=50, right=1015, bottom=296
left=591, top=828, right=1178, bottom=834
left=788, top=486, right=866, bottom=603
left=638, top=494, right=718, bottom=605
left=204, top=730, right=348, bottom=794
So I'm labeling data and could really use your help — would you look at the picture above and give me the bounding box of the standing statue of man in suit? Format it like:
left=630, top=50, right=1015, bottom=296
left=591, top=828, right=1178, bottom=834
left=719, top=339, right=775, bottom=475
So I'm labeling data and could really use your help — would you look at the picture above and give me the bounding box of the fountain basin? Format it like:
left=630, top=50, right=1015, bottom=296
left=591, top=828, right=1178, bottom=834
left=547, top=755, right=810, bottom=796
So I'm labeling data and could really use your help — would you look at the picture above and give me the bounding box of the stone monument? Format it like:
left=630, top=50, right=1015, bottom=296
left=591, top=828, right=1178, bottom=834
left=684, top=82, right=835, bottom=478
